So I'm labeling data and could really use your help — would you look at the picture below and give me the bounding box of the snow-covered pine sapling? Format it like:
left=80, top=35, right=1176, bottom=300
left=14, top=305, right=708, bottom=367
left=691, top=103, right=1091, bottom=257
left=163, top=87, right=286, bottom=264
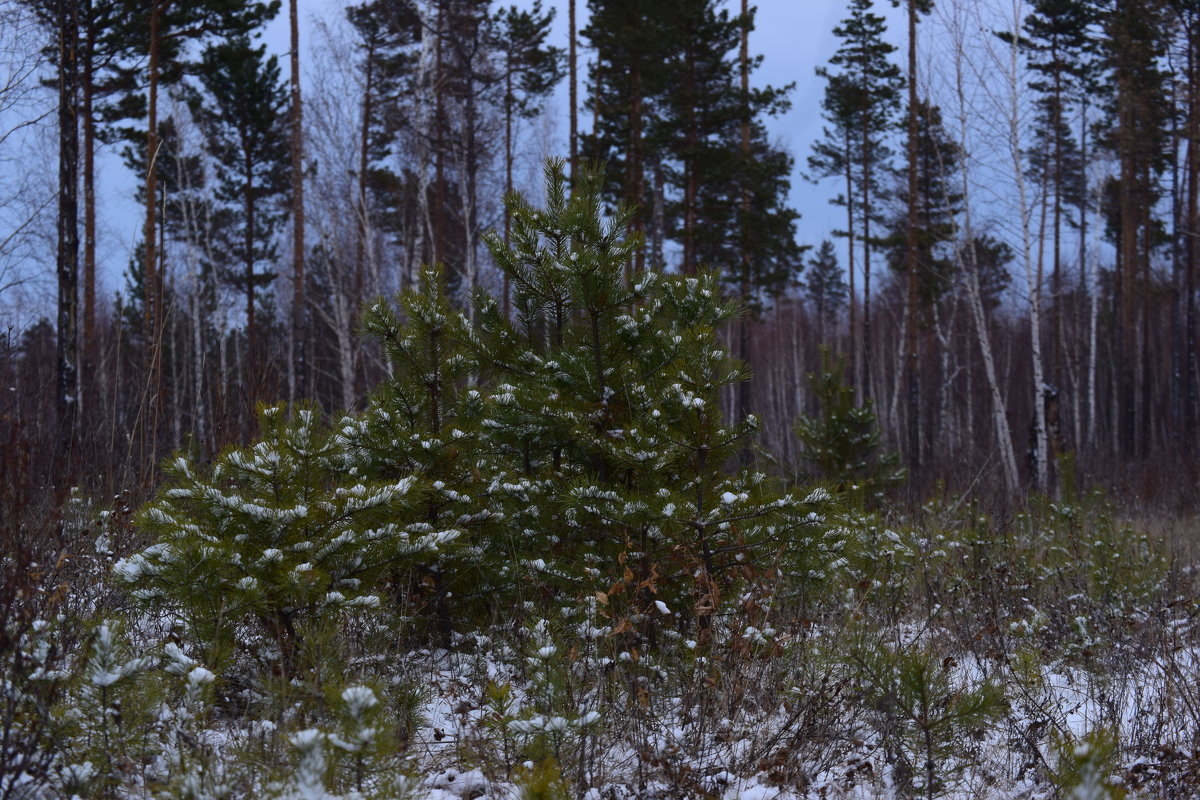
left=59, top=620, right=154, bottom=799
left=473, top=159, right=850, bottom=651
left=470, top=159, right=644, bottom=606
left=478, top=680, right=521, bottom=779
left=1, top=616, right=71, bottom=799
left=159, top=643, right=229, bottom=800
left=284, top=708, right=423, bottom=800
left=507, top=619, right=601, bottom=782
left=1049, top=727, right=1124, bottom=800
left=513, top=757, right=572, bottom=800
left=285, top=729, right=332, bottom=800
left=352, top=265, right=499, bottom=643
left=849, top=634, right=1004, bottom=800
left=328, top=685, right=386, bottom=795
left=119, top=406, right=437, bottom=680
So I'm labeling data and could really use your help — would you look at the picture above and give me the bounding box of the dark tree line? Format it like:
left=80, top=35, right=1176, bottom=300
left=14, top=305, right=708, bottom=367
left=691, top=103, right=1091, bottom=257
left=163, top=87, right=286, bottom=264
left=5, top=0, right=1200, bottom=508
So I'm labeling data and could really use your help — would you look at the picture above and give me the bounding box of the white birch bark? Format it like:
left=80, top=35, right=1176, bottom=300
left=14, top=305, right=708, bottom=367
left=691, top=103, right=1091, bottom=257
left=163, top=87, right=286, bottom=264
left=172, top=135, right=207, bottom=454
left=937, top=0, right=1021, bottom=494
left=1002, top=0, right=1050, bottom=491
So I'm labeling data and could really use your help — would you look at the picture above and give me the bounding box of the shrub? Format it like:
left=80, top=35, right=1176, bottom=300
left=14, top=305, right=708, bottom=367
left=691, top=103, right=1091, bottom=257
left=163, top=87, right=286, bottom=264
left=116, top=406, right=442, bottom=675
left=794, top=348, right=904, bottom=507
left=117, top=161, right=851, bottom=761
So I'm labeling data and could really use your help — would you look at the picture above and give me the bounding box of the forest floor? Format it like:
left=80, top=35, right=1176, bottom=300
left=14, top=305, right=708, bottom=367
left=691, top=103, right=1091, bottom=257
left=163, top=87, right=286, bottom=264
left=386, top=503, right=1200, bottom=799
left=8, top=489, right=1200, bottom=800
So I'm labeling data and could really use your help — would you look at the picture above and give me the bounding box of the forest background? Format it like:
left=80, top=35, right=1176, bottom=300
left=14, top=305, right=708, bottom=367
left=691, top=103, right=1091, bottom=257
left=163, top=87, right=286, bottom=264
left=8, top=1, right=1200, bottom=795
left=2, top=0, right=1196, bottom=509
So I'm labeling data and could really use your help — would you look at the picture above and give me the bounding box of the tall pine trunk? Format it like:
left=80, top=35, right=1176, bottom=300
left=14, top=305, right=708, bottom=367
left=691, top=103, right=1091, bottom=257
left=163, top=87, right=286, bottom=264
left=142, top=0, right=162, bottom=472
left=1115, top=0, right=1138, bottom=458
left=845, top=139, right=857, bottom=388
left=504, top=64, right=513, bottom=317
left=651, top=155, right=664, bottom=267
left=357, top=39, right=374, bottom=320
left=82, top=1, right=95, bottom=413
left=628, top=63, right=645, bottom=278
left=862, top=119, right=873, bottom=401
left=433, top=2, right=445, bottom=266
left=1187, top=25, right=1199, bottom=453
left=463, top=37, right=479, bottom=321
left=737, top=0, right=752, bottom=439
left=57, top=0, right=80, bottom=451
left=683, top=40, right=697, bottom=274
left=569, top=0, right=577, bottom=179
left=289, top=0, right=306, bottom=403
left=904, top=0, right=920, bottom=486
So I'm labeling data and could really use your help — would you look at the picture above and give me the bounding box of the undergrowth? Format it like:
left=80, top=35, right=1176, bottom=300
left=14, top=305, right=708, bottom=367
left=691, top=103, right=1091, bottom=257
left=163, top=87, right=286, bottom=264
left=4, top=164, right=1198, bottom=799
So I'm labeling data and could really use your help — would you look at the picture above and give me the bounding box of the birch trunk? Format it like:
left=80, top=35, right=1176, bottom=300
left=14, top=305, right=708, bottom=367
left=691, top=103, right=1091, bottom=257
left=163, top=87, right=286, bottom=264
left=335, top=291, right=356, bottom=412
left=173, top=134, right=207, bottom=454
left=942, top=0, right=1020, bottom=493
left=1080, top=94, right=1097, bottom=448
left=891, top=287, right=908, bottom=442
left=933, top=302, right=952, bottom=453
left=1005, top=2, right=1049, bottom=492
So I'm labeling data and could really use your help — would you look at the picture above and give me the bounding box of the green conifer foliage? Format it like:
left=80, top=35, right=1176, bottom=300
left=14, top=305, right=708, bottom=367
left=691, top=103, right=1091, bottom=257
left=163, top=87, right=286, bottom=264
left=795, top=349, right=903, bottom=506
left=345, top=0, right=422, bottom=249
left=188, top=36, right=292, bottom=362
left=1017, top=0, right=1095, bottom=213
left=583, top=0, right=800, bottom=290
left=494, top=2, right=563, bottom=124
left=804, top=239, right=849, bottom=335
left=966, top=234, right=1013, bottom=313
left=883, top=99, right=963, bottom=313
left=355, top=267, right=482, bottom=491
left=118, top=407, right=435, bottom=671
left=125, top=161, right=850, bottom=659
left=809, top=0, right=903, bottom=248
left=350, top=266, right=500, bottom=635
left=474, top=161, right=842, bottom=634
left=809, top=0, right=903, bottom=387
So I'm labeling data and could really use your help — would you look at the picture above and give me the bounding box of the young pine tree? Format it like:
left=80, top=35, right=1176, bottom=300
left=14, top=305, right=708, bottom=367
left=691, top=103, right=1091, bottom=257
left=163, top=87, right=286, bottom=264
left=123, top=160, right=852, bottom=668
left=795, top=348, right=903, bottom=507
left=349, top=265, right=501, bottom=641
left=804, top=239, right=849, bottom=339
left=117, top=407, right=435, bottom=675
left=473, top=160, right=844, bottom=639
